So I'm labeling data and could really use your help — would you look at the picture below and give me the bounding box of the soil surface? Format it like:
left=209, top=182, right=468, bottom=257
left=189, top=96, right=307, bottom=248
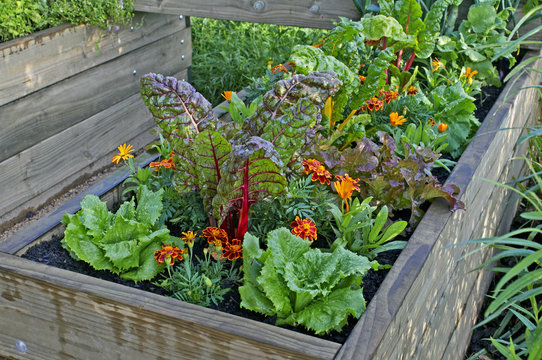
left=19, top=84, right=502, bottom=345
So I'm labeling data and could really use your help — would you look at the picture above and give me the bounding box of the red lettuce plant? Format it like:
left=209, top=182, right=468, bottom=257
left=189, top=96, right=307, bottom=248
left=140, top=71, right=342, bottom=239
left=336, top=132, right=464, bottom=225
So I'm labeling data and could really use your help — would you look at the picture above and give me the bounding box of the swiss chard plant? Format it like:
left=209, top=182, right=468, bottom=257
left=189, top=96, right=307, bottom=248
left=140, top=71, right=342, bottom=240
left=61, top=185, right=171, bottom=282
left=239, top=228, right=378, bottom=334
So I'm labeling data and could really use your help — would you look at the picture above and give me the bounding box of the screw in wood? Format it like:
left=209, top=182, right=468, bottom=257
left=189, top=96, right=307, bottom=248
left=16, top=340, right=27, bottom=353
left=181, top=55, right=185, bottom=61
left=181, top=39, right=185, bottom=45
left=253, top=1, right=265, bottom=11
left=179, top=15, right=184, bottom=20
left=132, top=70, right=137, bottom=76
left=130, top=26, right=134, bottom=31
left=309, top=4, right=320, bottom=14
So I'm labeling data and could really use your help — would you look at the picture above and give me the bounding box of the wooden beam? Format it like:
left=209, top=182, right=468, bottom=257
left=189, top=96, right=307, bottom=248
left=0, top=27, right=191, bottom=162
left=134, top=0, right=360, bottom=29
left=0, top=252, right=340, bottom=360
left=0, top=12, right=185, bottom=107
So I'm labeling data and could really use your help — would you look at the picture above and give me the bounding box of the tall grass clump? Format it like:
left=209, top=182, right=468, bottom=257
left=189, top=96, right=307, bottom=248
left=190, top=17, right=328, bottom=106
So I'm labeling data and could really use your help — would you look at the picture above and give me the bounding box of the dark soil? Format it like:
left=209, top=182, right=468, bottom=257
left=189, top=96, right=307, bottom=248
left=20, top=83, right=503, bottom=345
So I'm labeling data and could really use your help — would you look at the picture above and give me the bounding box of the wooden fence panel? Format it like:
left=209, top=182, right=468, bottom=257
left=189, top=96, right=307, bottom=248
left=134, top=0, right=360, bottom=29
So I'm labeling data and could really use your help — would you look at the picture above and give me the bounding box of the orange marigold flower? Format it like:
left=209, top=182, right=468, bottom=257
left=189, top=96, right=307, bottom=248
left=222, top=238, right=243, bottom=260
left=407, top=86, right=418, bottom=95
left=150, top=156, right=176, bottom=171
left=359, top=75, right=366, bottom=86
left=154, top=244, right=183, bottom=265
left=461, top=67, right=478, bottom=84
left=290, top=216, right=317, bottom=241
left=382, top=90, right=399, bottom=104
left=112, top=143, right=134, bottom=164
left=335, top=173, right=360, bottom=191
left=364, top=97, right=384, bottom=112
left=202, top=227, right=228, bottom=246
left=334, top=179, right=356, bottom=200
left=302, top=158, right=321, bottom=175
left=180, top=231, right=197, bottom=246
left=311, top=165, right=332, bottom=185
left=271, top=64, right=289, bottom=74
left=221, top=91, right=235, bottom=101
left=432, top=57, right=445, bottom=72
left=390, top=112, right=407, bottom=127
left=428, top=118, right=436, bottom=127
left=438, top=123, right=448, bottom=132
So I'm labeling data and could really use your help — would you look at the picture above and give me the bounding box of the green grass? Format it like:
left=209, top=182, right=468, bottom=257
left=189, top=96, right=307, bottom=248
left=190, top=17, right=328, bottom=106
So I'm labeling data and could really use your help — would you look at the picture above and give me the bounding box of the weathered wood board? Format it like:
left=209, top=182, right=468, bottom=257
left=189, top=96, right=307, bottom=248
left=0, top=14, right=191, bottom=230
left=0, top=24, right=191, bottom=162
left=335, top=51, right=542, bottom=360
left=0, top=12, right=186, bottom=107
left=134, top=0, right=360, bottom=29
left=0, top=252, right=340, bottom=360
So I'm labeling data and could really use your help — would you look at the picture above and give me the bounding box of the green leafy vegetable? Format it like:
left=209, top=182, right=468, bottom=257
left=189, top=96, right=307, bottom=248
left=61, top=186, right=170, bottom=281
left=239, top=228, right=377, bottom=334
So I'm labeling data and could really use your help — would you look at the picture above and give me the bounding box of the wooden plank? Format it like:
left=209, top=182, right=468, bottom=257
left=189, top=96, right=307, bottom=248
left=134, top=0, right=360, bottom=29
left=0, top=69, right=187, bottom=230
left=0, top=12, right=185, bottom=107
left=335, top=51, right=542, bottom=360
left=0, top=253, right=340, bottom=360
left=0, top=26, right=192, bottom=162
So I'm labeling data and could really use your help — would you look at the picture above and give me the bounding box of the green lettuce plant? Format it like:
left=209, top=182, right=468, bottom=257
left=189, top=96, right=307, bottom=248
left=61, top=185, right=170, bottom=282
left=140, top=71, right=341, bottom=240
left=239, top=228, right=378, bottom=334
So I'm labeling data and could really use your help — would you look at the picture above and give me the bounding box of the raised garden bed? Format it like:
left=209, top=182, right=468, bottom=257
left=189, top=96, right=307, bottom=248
left=0, top=50, right=540, bottom=359
left=0, top=11, right=191, bottom=231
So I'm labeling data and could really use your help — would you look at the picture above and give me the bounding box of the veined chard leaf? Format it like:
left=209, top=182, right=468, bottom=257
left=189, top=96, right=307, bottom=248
left=358, top=48, right=396, bottom=103
left=244, top=70, right=342, bottom=163
left=212, top=137, right=287, bottom=239
left=194, top=130, right=231, bottom=213
left=140, top=73, right=218, bottom=192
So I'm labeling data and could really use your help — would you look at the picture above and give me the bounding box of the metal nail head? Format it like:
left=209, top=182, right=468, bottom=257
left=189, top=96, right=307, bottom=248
left=179, top=15, right=184, bottom=20
left=16, top=340, right=27, bottom=353
left=181, top=55, right=185, bottom=61
left=130, top=26, right=134, bottom=31
left=309, top=5, right=320, bottom=14
left=181, top=39, right=185, bottom=45
left=132, top=70, right=137, bottom=76
left=253, top=1, right=265, bottom=11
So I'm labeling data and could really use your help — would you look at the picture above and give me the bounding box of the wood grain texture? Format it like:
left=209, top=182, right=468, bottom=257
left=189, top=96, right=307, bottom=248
left=0, top=69, right=187, bottom=230
left=0, top=12, right=185, bottom=107
left=0, top=26, right=191, bottom=162
left=0, top=252, right=340, bottom=360
left=134, top=0, right=360, bottom=29
left=335, top=51, right=542, bottom=360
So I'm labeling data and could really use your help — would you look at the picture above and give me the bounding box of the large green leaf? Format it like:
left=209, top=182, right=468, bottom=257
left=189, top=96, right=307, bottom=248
left=467, top=3, right=497, bottom=34
left=417, top=0, right=462, bottom=59
left=79, top=195, right=113, bottom=239
left=265, top=228, right=311, bottom=273
left=258, top=262, right=293, bottom=315
left=63, top=214, right=114, bottom=271
left=295, top=287, right=366, bottom=335
left=136, top=185, right=163, bottom=226
left=120, top=235, right=167, bottom=282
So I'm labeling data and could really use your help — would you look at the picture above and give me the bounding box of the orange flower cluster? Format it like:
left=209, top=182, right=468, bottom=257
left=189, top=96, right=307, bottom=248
left=360, top=97, right=384, bottom=112
left=333, top=173, right=360, bottom=211
left=201, top=227, right=242, bottom=260
left=302, top=158, right=332, bottom=185
left=290, top=216, right=318, bottom=241
left=438, top=123, right=448, bottom=132
left=154, top=244, right=183, bottom=265
left=149, top=154, right=175, bottom=171
left=380, top=90, right=399, bottom=104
